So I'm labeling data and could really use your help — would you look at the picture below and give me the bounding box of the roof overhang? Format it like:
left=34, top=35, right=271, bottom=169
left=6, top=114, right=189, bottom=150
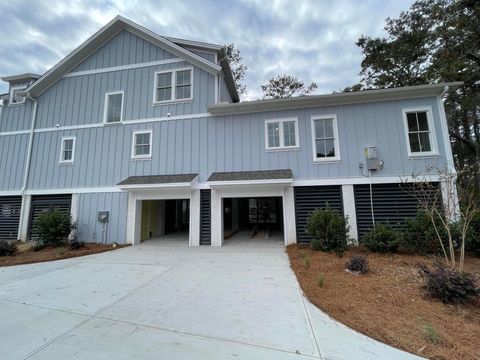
left=207, top=179, right=293, bottom=188
left=1, top=73, right=41, bottom=83
left=24, top=16, right=222, bottom=97
left=117, top=174, right=198, bottom=191
left=207, top=169, right=293, bottom=187
left=207, top=82, right=463, bottom=115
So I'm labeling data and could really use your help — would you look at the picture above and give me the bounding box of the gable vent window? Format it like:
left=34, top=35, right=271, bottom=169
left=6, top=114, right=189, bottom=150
left=132, top=130, right=152, bottom=159
left=154, top=68, right=192, bottom=104
left=402, top=108, right=438, bottom=157
left=9, top=85, right=26, bottom=105
left=59, top=137, right=75, bottom=164
left=265, top=118, right=299, bottom=150
left=103, top=91, right=124, bottom=124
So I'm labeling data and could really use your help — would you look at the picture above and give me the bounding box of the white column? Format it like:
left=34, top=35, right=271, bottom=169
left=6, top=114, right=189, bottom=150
left=189, top=189, right=200, bottom=246
left=126, top=192, right=142, bottom=245
left=283, top=186, right=297, bottom=245
left=342, top=184, right=358, bottom=244
left=69, top=193, right=80, bottom=240
left=440, top=180, right=460, bottom=222
left=210, top=189, right=223, bottom=246
left=17, top=195, right=32, bottom=242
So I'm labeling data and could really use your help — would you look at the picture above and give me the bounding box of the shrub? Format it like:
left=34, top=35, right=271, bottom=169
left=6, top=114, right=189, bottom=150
left=69, top=240, right=85, bottom=250
left=419, top=264, right=479, bottom=304
left=306, top=207, right=349, bottom=252
left=0, top=241, right=17, bottom=256
left=363, top=223, right=400, bottom=253
left=402, top=211, right=447, bottom=255
left=35, top=209, right=76, bottom=247
left=466, top=212, right=480, bottom=256
left=345, top=255, right=369, bottom=274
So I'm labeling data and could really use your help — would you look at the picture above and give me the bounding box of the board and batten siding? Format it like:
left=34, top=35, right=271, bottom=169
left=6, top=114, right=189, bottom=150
left=71, top=30, right=178, bottom=72
left=0, top=133, right=28, bottom=190
left=20, top=96, right=449, bottom=190
left=76, top=191, right=128, bottom=244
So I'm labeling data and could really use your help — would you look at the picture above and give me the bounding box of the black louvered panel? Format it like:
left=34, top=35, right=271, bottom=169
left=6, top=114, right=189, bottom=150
left=354, top=182, right=440, bottom=240
left=0, top=196, right=22, bottom=241
left=294, top=186, right=343, bottom=244
left=199, top=189, right=211, bottom=245
left=29, top=194, right=72, bottom=241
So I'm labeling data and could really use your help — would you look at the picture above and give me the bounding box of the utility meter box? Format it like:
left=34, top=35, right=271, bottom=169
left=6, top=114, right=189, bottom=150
left=97, top=211, right=109, bottom=223
left=365, top=146, right=380, bottom=170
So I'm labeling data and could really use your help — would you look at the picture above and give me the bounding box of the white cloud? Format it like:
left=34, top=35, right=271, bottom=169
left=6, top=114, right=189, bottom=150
left=0, top=0, right=415, bottom=99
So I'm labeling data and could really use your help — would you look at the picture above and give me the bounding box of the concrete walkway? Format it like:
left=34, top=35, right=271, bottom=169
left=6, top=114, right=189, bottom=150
left=0, top=242, right=422, bottom=360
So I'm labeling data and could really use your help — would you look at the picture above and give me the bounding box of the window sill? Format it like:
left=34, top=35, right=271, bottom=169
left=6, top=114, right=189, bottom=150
left=8, top=102, right=25, bottom=107
left=131, top=156, right=152, bottom=161
left=266, top=147, right=300, bottom=152
left=408, top=153, right=440, bottom=159
left=103, top=121, right=123, bottom=126
left=59, top=161, right=74, bottom=166
left=313, top=158, right=341, bottom=164
left=153, top=98, right=193, bottom=106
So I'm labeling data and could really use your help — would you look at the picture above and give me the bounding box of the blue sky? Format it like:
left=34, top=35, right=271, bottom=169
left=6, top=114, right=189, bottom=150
left=0, top=0, right=414, bottom=100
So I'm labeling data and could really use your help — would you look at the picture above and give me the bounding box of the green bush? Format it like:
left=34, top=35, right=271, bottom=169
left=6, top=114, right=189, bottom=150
left=306, top=207, right=349, bottom=252
left=0, top=241, right=17, bottom=256
left=402, top=211, right=448, bottom=255
left=466, top=212, right=480, bottom=256
left=35, top=209, right=76, bottom=247
left=363, top=223, right=400, bottom=253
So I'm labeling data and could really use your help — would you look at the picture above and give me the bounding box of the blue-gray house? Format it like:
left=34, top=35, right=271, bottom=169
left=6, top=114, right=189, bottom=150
left=0, top=16, right=459, bottom=246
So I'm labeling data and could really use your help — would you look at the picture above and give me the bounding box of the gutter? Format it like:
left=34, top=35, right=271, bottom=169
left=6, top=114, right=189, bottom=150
left=21, top=94, right=38, bottom=193
left=0, top=98, right=4, bottom=127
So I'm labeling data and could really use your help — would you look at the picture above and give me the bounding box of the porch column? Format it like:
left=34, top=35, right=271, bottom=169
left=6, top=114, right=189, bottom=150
left=211, top=189, right=223, bottom=246
left=342, top=184, right=358, bottom=244
left=69, top=193, right=80, bottom=240
left=283, top=186, right=297, bottom=245
left=17, top=195, right=32, bottom=242
left=189, top=189, right=200, bottom=246
left=126, top=192, right=142, bottom=245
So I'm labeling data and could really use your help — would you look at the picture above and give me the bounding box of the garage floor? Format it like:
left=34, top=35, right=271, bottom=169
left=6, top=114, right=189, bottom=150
left=0, top=243, right=421, bottom=360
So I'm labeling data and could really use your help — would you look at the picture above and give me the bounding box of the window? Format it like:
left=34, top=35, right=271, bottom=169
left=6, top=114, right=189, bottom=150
left=265, top=118, right=299, bottom=150
left=153, top=68, right=192, bottom=104
left=402, top=107, right=437, bottom=156
left=60, top=137, right=75, bottom=163
left=9, top=85, right=25, bottom=105
left=311, top=115, right=340, bottom=162
left=103, top=91, right=124, bottom=124
left=132, top=130, right=152, bottom=159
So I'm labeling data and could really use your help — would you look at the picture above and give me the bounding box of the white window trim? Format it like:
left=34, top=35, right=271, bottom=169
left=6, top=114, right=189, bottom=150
left=9, top=84, right=26, bottom=106
left=402, top=106, right=439, bottom=158
left=264, top=117, right=300, bottom=151
left=103, top=91, right=125, bottom=125
left=153, top=67, right=194, bottom=105
left=59, top=136, right=76, bottom=164
left=131, top=130, right=153, bottom=160
left=311, top=114, right=341, bottom=163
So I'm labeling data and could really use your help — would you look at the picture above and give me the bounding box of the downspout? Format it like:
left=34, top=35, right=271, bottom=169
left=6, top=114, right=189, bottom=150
left=21, top=93, right=38, bottom=193
left=0, top=98, right=4, bottom=126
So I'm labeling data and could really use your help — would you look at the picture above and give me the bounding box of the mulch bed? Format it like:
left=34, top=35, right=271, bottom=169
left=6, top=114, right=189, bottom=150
left=287, top=245, right=480, bottom=360
left=0, top=242, right=128, bottom=267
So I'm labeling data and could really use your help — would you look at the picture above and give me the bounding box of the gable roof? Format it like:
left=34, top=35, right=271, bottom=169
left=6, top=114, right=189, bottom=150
left=23, top=16, right=229, bottom=97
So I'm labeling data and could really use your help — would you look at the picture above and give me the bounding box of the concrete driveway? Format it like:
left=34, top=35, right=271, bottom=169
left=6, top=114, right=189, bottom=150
left=0, top=242, right=421, bottom=360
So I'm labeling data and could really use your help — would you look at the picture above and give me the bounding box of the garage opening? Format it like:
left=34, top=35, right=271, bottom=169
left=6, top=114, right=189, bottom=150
left=141, top=199, right=189, bottom=244
left=223, top=197, right=284, bottom=244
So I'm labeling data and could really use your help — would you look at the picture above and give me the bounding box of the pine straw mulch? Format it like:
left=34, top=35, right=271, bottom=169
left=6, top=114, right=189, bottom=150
left=287, top=245, right=480, bottom=360
left=0, top=242, right=128, bottom=267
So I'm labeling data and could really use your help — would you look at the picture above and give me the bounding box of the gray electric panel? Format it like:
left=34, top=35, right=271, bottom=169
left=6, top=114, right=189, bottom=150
left=97, top=211, right=109, bottom=222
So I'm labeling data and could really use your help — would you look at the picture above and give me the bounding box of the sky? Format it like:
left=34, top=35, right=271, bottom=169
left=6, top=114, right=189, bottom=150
left=0, top=0, right=415, bottom=100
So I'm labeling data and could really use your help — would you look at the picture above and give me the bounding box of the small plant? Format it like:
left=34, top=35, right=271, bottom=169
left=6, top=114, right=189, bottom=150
left=316, top=273, right=325, bottom=287
left=345, top=255, right=369, bottom=274
left=35, top=209, right=77, bottom=247
left=33, top=243, right=46, bottom=252
left=57, top=247, right=65, bottom=256
left=418, top=264, right=479, bottom=304
left=306, top=206, right=349, bottom=253
left=69, top=240, right=85, bottom=250
left=0, top=241, right=17, bottom=256
left=422, top=322, right=441, bottom=344
left=303, top=255, right=311, bottom=269
left=363, top=224, right=400, bottom=253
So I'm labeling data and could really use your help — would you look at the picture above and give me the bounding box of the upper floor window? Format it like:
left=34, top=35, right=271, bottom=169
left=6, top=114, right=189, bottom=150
left=103, top=91, right=124, bottom=124
left=265, top=118, right=299, bottom=150
left=402, top=107, right=437, bottom=157
left=9, top=84, right=25, bottom=105
left=311, top=115, right=340, bottom=162
left=59, top=137, right=75, bottom=164
left=153, top=68, right=192, bottom=104
left=132, top=130, right=152, bottom=159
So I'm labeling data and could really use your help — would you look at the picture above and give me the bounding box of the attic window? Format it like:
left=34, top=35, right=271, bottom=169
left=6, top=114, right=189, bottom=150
left=9, top=85, right=26, bottom=105
left=153, top=68, right=192, bottom=104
